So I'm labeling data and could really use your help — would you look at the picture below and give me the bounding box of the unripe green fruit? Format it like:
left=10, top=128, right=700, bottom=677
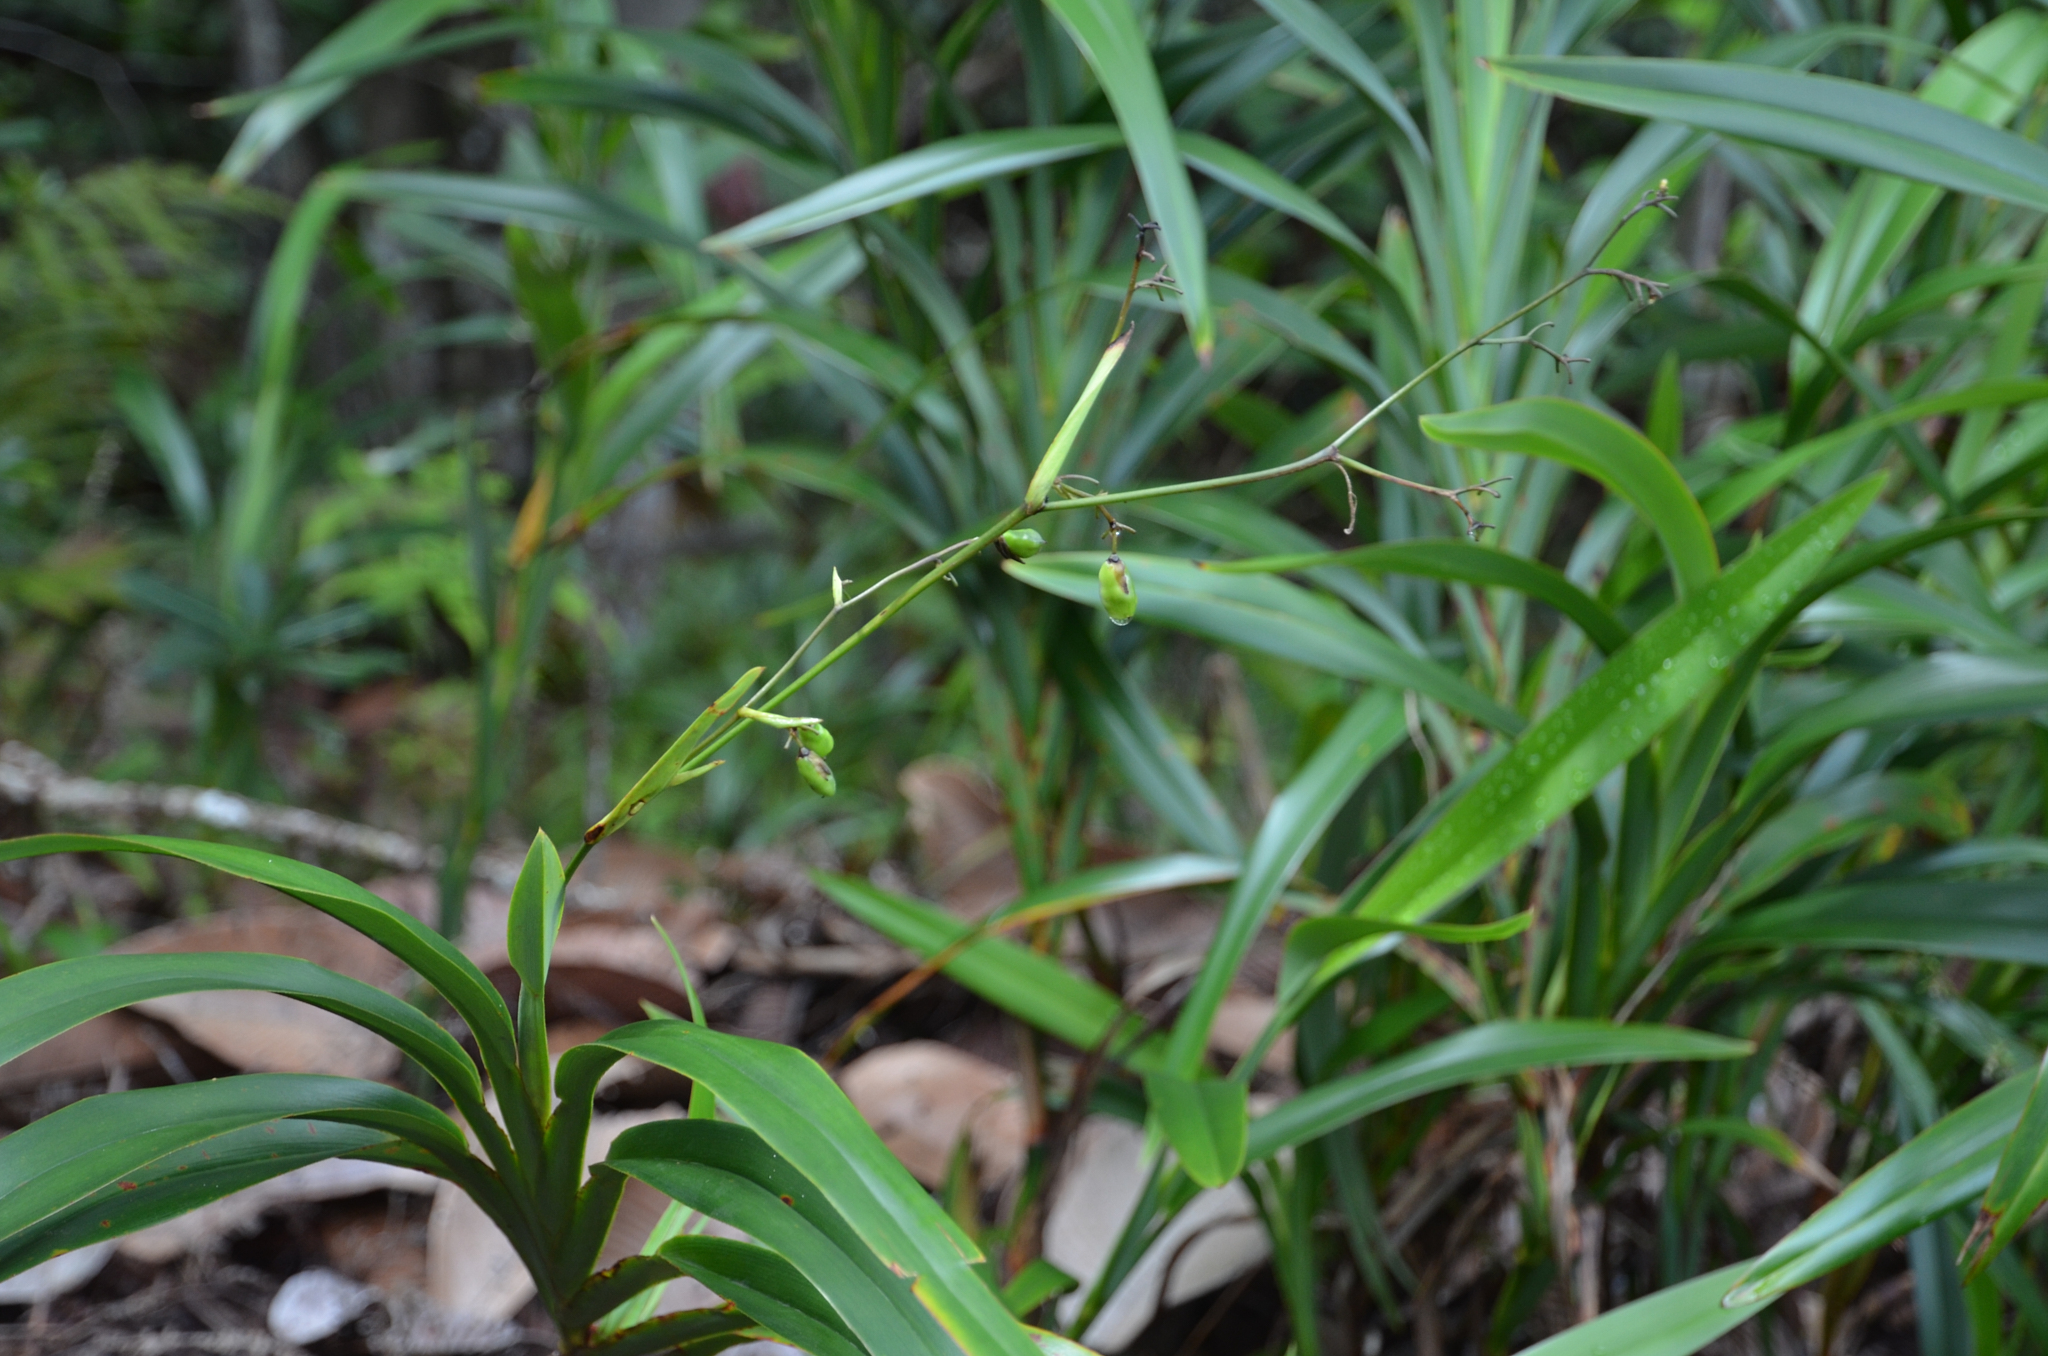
left=998, top=528, right=1046, bottom=561
left=797, top=750, right=837, bottom=797
left=797, top=723, right=835, bottom=757
left=1099, top=554, right=1136, bottom=625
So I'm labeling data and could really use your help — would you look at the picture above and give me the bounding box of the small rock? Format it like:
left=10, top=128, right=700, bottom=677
left=0, top=1242, right=113, bottom=1304
left=268, top=1268, right=376, bottom=1345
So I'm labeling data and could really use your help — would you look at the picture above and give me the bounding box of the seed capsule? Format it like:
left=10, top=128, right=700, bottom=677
left=1098, top=554, right=1136, bottom=625
left=797, top=722, right=835, bottom=757
left=797, top=750, right=837, bottom=797
left=997, top=528, right=1045, bottom=561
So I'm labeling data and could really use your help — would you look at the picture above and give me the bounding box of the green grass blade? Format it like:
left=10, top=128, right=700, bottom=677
left=1354, top=476, right=1881, bottom=926
left=216, top=0, right=486, bottom=185
left=705, top=128, right=1120, bottom=252
left=1726, top=1077, right=2030, bottom=1305
left=1174, top=131, right=1376, bottom=263
left=1049, top=634, right=1242, bottom=855
left=1246, top=1021, right=1751, bottom=1161
left=0, top=953, right=483, bottom=1122
left=1741, top=653, right=2048, bottom=801
left=1247, top=0, right=1428, bottom=164
left=814, top=873, right=1166, bottom=1073
left=1421, top=399, right=1718, bottom=599
left=0, top=1119, right=417, bottom=1281
left=1706, top=881, right=2048, bottom=964
left=608, top=1121, right=951, bottom=1356
left=1024, top=332, right=1130, bottom=510
left=506, top=829, right=566, bottom=995
left=112, top=366, right=210, bottom=532
left=596, top=1023, right=1038, bottom=1356
left=1165, top=690, right=1405, bottom=1076
left=1203, top=540, right=1631, bottom=655
left=0, top=1075, right=483, bottom=1280
left=657, top=1236, right=869, bottom=1356
left=1508, top=1262, right=1766, bottom=1356
left=1013, top=554, right=1525, bottom=732
left=1489, top=56, right=2048, bottom=213
left=1143, top=1074, right=1248, bottom=1188
left=1039, top=0, right=1212, bottom=357
left=0, top=834, right=515, bottom=1076
left=1962, top=1052, right=2048, bottom=1281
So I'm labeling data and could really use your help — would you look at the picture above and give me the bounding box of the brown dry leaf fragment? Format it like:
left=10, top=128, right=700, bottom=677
left=110, top=900, right=409, bottom=1079
left=899, top=758, right=1018, bottom=918
left=837, top=1040, right=1027, bottom=1188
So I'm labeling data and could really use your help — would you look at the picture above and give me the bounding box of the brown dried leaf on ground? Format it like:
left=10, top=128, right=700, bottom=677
left=1043, top=1116, right=1268, bottom=1354
left=0, top=1011, right=162, bottom=1094
left=118, top=1159, right=439, bottom=1265
left=838, top=1040, right=1028, bottom=1188
left=900, top=758, right=1018, bottom=918
left=109, top=898, right=410, bottom=1079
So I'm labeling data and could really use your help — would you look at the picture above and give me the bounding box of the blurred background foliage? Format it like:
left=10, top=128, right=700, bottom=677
left=10, top=0, right=2048, bottom=1351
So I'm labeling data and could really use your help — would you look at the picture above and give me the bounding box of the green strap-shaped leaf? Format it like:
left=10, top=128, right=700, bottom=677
left=1741, top=653, right=2048, bottom=800
left=1203, top=540, right=1630, bottom=655
left=1011, top=553, right=1525, bottom=732
left=606, top=1120, right=949, bottom=1356
left=0, top=835, right=515, bottom=1075
left=216, top=0, right=487, bottom=185
left=1706, top=881, right=2048, bottom=965
left=1024, top=332, right=1130, bottom=511
left=1421, top=399, right=1718, bottom=599
left=1725, top=1076, right=2030, bottom=1305
left=1962, top=1052, right=2048, bottom=1280
left=0, top=1119, right=425, bottom=1280
left=0, top=952, right=483, bottom=1122
left=1247, top=0, right=1428, bottom=164
left=1038, top=0, right=1212, bottom=357
left=1720, top=772, right=1971, bottom=909
left=593, top=1023, right=1039, bottom=1356
left=1488, top=56, right=2048, bottom=214
left=1274, top=912, right=1533, bottom=1034
left=1050, top=634, right=1242, bottom=855
left=658, top=1236, right=868, bottom=1356
left=1144, top=1075, right=1249, bottom=1188
left=1508, top=1262, right=1765, bottom=1356
left=506, top=830, right=567, bottom=996
left=0, top=1075, right=487, bottom=1281
left=112, top=366, right=211, bottom=532
left=477, top=69, right=826, bottom=163
left=1164, top=690, right=1406, bottom=1077
left=706, top=127, right=1120, bottom=251
left=812, top=873, right=1165, bottom=1074
left=1355, top=476, right=1882, bottom=926
left=1246, top=1021, right=1751, bottom=1161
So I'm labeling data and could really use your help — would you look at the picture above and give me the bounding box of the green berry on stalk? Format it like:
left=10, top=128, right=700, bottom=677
left=997, top=528, right=1045, bottom=561
left=797, top=750, right=837, bottom=797
left=1099, top=554, right=1136, bottom=625
left=797, top=722, right=835, bottom=757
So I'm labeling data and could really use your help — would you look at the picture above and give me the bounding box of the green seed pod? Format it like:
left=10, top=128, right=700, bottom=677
left=797, top=750, right=837, bottom=797
left=1098, top=554, right=1136, bottom=625
left=797, top=722, right=835, bottom=757
left=997, top=528, right=1046, bottom=562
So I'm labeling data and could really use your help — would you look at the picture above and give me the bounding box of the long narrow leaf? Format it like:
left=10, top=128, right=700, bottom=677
left=1490, top=56, right=2048, bottom=214
left=1354, top=477, right=1881, bottom=925
left=1246, top=1021, right=1751, bottom=1160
